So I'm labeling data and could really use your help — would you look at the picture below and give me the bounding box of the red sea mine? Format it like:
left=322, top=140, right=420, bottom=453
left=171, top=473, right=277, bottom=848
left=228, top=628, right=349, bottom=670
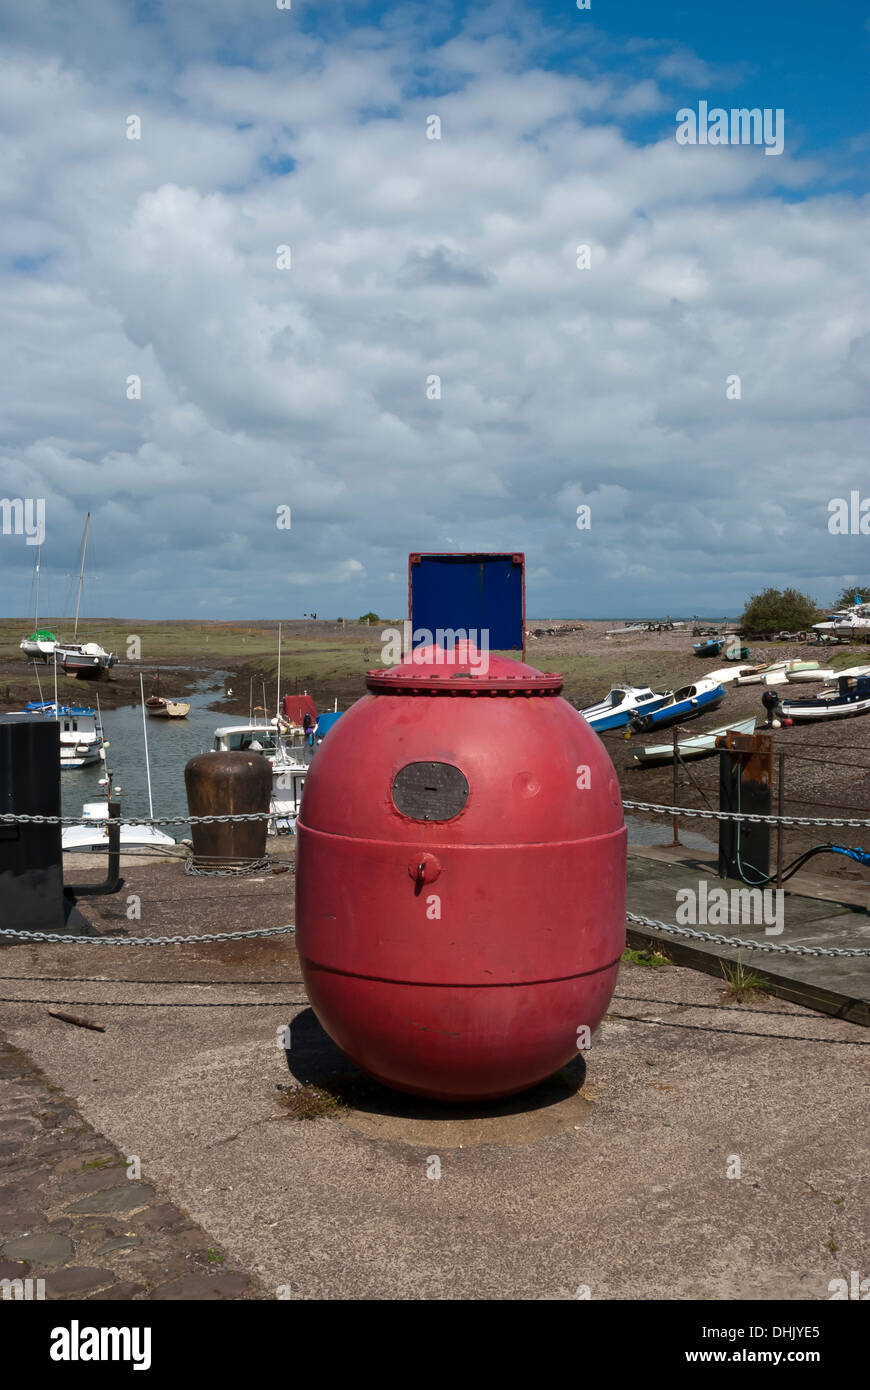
left=295, top=645, right=626, bottom=1101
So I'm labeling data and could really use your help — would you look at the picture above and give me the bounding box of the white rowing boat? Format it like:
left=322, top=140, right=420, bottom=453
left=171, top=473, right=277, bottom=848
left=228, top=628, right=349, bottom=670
left=784, top=667, right=835, bottom=683
left=736, top=659, right=819, bottom=687
left=704, top=665, right=757, bottom=685
left=631, top=716, right=757, bottom=765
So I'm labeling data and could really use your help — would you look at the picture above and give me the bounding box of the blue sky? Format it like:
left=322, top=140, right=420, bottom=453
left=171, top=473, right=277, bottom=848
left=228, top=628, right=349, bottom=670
left=1, top=0, right=868, bottom=620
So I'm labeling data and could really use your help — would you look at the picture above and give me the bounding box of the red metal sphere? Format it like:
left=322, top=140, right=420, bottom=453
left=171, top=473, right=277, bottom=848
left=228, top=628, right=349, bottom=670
left=295, top=646, right=626, bottom=1101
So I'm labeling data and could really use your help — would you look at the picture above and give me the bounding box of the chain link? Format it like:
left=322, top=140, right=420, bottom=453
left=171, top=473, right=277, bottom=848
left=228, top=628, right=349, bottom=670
left=626, top=911, right=870, bottom=957
left=184, top=855, right=275, bottom=878
left=5, top=800, right=870, bottom=829
left=0, top=926, right=295, bottom=946
left=3, top=913, right=863, bottom=956
left=0, top=811, right=275, bottom=827
left=623, top=799, right=870, bottom=829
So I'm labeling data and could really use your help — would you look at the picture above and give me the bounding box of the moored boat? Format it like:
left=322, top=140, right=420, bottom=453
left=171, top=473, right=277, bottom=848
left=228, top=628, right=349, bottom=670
left=784, top=667, right=835, bottom=683
left=627, top=678, right=725, bottom=733
left=19, top=517, right=117, bottom=677
left=19, top=628, right=61, bottom=661
left=62, top=802, right=177, bottom=853
left=22, top=701, right=107, bottom=768
left=704, top=665, right=758, bottom=685
left=580, top=685, right=673, bottom=732
left=212, top=720, right=310, bottom=832
left=57, top=643, right=118, bottom=679
left=736, top=659, right=819, bottom=687
left=781, top=675, right=870, bottom=723
left=812, top=600, right=870, bottom=638
left=631, top=716, right=757, bottom=765
left=145, top=673, right=190, bottom=718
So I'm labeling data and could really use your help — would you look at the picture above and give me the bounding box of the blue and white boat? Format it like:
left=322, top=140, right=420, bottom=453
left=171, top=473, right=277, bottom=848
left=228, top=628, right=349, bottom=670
left=580, top=685, right=674, bottom=732
left=693, top=637, right=724, bottom=658
left=627, top=678, right=725, bottom=733
left=781, top=675, right=870, bottom=723
left=22, top=701, right=107, bottom=768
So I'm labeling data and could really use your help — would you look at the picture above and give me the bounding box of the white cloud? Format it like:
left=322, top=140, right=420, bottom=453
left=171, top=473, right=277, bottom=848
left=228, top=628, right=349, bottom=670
left=0, top=6, right=867, bottom=620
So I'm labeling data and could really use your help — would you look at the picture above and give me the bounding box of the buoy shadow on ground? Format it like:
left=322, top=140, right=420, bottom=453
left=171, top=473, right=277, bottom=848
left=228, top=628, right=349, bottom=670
left=282, top=1008, right=594, bottom=1147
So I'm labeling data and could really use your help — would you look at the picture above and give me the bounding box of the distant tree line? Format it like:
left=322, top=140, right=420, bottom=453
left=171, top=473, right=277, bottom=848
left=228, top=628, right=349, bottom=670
left=740, top=584, right=869, bottom=636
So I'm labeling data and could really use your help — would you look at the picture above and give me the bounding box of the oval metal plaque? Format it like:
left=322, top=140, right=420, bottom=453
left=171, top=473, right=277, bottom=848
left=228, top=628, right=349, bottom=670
left=392, top=761, right=469, bottom=822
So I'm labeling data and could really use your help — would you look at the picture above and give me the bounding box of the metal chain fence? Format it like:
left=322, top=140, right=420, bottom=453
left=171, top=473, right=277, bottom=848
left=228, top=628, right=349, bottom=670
left=5, top=803, right=870, bottom=828
left=0, top=926, right=295, bottom=946
left=625, top=911, right=870, bottom=957
left=623, top=800, right=870, bottom=829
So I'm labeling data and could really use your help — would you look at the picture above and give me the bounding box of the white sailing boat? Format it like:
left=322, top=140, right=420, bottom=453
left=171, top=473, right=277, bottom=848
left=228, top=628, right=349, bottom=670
left=19, top=516, right=117, bottom=676
left=18, top=547, right=62, bottom=660
left=63, top=674, right=176, bottom=851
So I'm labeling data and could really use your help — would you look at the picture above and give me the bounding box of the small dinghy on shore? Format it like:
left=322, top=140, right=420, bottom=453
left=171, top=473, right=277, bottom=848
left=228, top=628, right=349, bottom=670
left=736, top=659, right=819, bottom=687
left=579, top=685, right=673, bottom=732
left=781, top=675, right=870, bottom=723
left=632, top=716, right=757, bottom=765
left=784, top=667, right=835, bottom=683
left=705, top=665, right=757, bottom=685
left=627, top=678, right=725, bottom=733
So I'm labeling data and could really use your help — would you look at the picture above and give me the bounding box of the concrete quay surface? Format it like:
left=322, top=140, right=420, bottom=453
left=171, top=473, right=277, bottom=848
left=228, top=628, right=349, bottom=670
left=626, top=848, right=870, bottom=1025
left=0, top=855, right=867, bottom=1301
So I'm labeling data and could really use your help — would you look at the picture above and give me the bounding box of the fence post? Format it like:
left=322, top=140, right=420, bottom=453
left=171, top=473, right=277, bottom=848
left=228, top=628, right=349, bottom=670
left=670, top=725, right=680, bottom=846
left=776, top=753, right=785, bottom=888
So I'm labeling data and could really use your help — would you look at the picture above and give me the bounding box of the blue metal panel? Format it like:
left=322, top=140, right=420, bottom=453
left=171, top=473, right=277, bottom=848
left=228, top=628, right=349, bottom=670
left=408, top=553, right=525, bottom=653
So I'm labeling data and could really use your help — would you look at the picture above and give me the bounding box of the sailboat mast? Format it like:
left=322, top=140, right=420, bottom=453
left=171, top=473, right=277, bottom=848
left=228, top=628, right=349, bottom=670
left=33, top=546, right=41, bottom=628
left=73, top=513, right=90, bottom=641
left=139, top=671, right=154, bottom=820
left=276, top=622, right=282, bottom=717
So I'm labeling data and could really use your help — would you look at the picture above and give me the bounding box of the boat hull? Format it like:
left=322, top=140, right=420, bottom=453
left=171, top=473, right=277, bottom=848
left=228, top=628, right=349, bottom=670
left=60, top=753, right=103, bottom=769
left=785, top=668, right=835, bottom=683
left=782, top=676, right=870, bottom=721
left=62, top=825, right=176, bottom=851
left=582, top=691, right=672, bottom=732
left=632, top=716, right=757, bottom=765
left=630, top=687, right=725, bottom=733
left=781, top=696, right=870, bottom=722
left=146, top=699, right=190, bottom=718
